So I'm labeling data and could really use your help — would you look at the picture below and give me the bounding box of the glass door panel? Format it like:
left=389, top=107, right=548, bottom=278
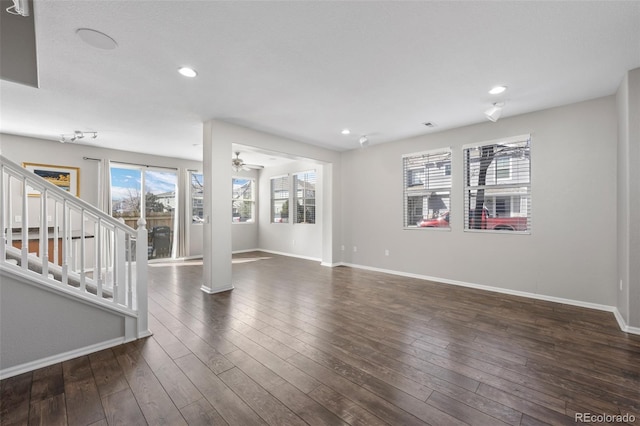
left=145, top=170, right=177, bottom=259
left=110, top=165, right=177, bottom=260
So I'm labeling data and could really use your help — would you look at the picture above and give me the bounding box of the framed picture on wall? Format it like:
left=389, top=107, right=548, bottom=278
left=22, top=163, right=80, bottom=196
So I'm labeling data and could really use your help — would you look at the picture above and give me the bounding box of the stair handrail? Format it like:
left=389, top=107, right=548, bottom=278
left=0, top=154, right=149, bottom=339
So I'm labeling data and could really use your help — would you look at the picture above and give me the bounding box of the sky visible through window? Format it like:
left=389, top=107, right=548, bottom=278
left=111, top=167, right=176, bottom=200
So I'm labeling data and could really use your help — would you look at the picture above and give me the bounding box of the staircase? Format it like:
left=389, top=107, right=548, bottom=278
left=0, top=155, right=151, bottom=379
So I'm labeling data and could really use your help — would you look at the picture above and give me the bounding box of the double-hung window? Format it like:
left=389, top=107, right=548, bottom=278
left=294, top=170, right=316, bottom=224
left=271, top=175, right=289, bottom=223
left=403, top=149, right=451, bottom=228
left=463, top=135, right=531, bottom=232
left=232, top=178, right=255, bottom=222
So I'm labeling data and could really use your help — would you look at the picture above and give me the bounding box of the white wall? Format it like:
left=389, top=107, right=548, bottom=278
left=341, top=96, right=618, bottom=306
left=258, top=160, right=323, bottom=260
left=617, top=68, right=640, bottom=328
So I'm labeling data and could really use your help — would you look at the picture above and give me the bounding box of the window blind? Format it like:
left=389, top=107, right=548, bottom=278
left=403, top=148, right=451, bottom=228
left=463, top=135, right=531, bottom=233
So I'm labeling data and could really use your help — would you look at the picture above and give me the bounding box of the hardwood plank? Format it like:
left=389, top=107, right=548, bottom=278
left=62, top=356, right=105, bottom=426
left=288, top=352, right=439, bottom=426
left=88, top=348, right=129, bottom=398
left=224, top=349, right=348, bottom=426
left=175, top=353, right=266, bottom=426
left=476, top=383, right=574, bottom=425
left=222, top=328, right=320, bottom=394
left=30, top=364, right=64, bottom=401
left=307, top=384, right=389, bottom=426
left=28, top=393, right=67, bottom=426
left=115, top=349, right=187, bottom=425
left=136, top=336, right=203, bottom=409
left=0, top=372, right=31, bottom=426
left=180, top=399, right=228, bottom=426
left=426, top=391, right=513, bottom=426
left=218, top=367, right=307, bottom=426
left=101, top=388, right=147, bottom=426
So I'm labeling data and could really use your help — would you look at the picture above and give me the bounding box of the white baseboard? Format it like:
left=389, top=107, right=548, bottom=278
left=341, top=262, right=639, bottom=336
left=232, top=248, right=261, bottom=254
left=0, top=337, right=127, bottom=380
left=612, top=308, right=640, bottom=335
left=257, top=249, right=322, bottom=263
left=321, top=262, right=342, bottom=267
left=201, top=284, right=234, bottom=294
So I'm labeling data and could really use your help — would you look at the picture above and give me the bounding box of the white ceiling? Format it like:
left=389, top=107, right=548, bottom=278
left=1, top=1, right=639, bottom=163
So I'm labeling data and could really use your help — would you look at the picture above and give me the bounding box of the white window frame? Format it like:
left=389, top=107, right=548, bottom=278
left=190, top=171, right=204, bottom=225
left=271, top=174, right=289, bottom=223
left=463, top=134, right=531, bottom=234
left=293, top=170, right=316, bottom=224
left=402, top=148, right=452, bottom=230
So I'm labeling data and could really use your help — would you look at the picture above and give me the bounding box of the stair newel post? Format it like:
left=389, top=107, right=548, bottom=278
left=20, top=176, right=28, bottom=269
left=135, top=217, right=149, bottom=337
left=40, top=188, right=49, bottom=279
left=115, top=218, right=127, bottom=306
left=127, top=233, right=133, bottom=309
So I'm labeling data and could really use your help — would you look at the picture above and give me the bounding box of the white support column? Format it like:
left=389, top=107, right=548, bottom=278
left=201, top=120, right=233, bottom=294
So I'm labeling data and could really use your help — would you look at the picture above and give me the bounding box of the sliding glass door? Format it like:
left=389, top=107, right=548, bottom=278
left=110, top=164, right=177, bottom=259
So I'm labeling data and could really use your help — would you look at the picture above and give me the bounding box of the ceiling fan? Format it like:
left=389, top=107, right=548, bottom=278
left=232, top=151, right=264, bottom=171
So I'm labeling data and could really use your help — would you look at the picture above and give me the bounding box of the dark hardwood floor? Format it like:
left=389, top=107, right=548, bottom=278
left=2, top=252, right=639, bottom=425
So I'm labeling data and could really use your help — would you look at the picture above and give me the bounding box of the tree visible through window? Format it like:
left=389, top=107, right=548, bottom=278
left=463, top=135, right=531, bottom=232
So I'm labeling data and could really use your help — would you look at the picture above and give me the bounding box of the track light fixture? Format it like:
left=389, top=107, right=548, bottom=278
left=359, top=135, right=369, bottom=147
left=484, top=102, right=504, bottom=122
left=59, top=130, right=98, bottom=143
left=5, top=0, right=29, bottom=16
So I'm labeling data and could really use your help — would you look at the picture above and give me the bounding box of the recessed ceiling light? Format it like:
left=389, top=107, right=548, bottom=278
left=341, top=129, right=351, bottom=135
left=76, top=28, right=118, bottom=50
left=178, top=67, right=197, bottom=78
left=489, top=85, right=507, bottom=95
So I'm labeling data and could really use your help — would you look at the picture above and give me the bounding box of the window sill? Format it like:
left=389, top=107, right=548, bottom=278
left=404, top=226, right=451, bottom=231
left=463, top=229, right=530, bottom=235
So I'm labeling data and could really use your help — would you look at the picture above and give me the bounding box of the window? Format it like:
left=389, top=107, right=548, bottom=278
left=191, top=172, right=204, bottom=224
left=294, top=170, right=316, bottom=224
left=403, top=149, right=451, bottom=228
left=271, top=175, right=289, bottom=223
left=496, top=157, right=511, bottom=180
left=110, top=163, right=177, bottom=259
left=232, top=178, right=255, bottom=222
left=463, top=135, right=531, bottom=232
